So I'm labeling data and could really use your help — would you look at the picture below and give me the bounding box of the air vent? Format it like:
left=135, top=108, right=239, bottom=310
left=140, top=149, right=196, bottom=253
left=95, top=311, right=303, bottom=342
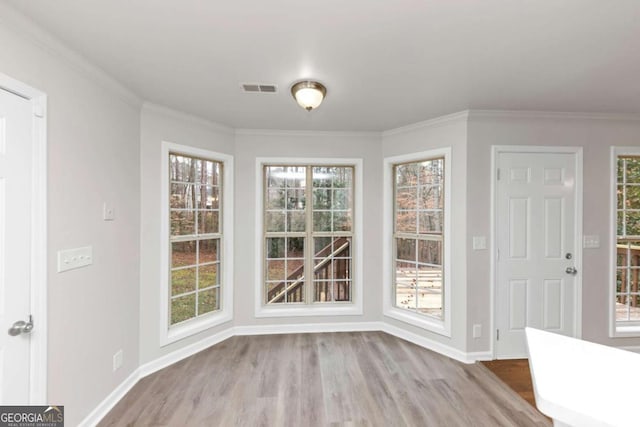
left=241, top=83, right=278, bottom=93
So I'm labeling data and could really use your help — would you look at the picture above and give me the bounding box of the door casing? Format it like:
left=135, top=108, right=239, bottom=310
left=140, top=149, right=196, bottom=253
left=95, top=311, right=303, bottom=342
left=0, top=73, right=47, bottom=403
left=490, top=145, right=583, bottom=359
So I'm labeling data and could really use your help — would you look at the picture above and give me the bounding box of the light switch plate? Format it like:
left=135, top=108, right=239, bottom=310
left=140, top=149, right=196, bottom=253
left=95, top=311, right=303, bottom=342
left=472, top=236, right=487, bottom=250
left=103, top=202, right=115, bottom=221
left=583, top=235, right=600, bottom=249
left=57, top=246, right=93, bottom=273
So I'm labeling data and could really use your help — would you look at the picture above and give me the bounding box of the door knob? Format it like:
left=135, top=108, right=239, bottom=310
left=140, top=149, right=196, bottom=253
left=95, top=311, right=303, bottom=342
left=565, top=267, right=578, bottom=275
left=8, top=315, right=33, bottom=336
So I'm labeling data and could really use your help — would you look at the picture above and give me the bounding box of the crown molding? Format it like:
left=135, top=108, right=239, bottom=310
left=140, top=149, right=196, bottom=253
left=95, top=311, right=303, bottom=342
left=0, top=2, right=142, bottom=109
left=382, top=110, right=470, bottom=137
left=468, top=109, right=640, bottom=121
left=142, top=102, right=235, bottom=135
left=235, top=128, right=381, bottom=139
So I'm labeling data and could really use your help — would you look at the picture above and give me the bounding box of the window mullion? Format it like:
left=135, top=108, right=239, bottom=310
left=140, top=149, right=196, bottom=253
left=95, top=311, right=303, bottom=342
left=306, top=166, right=313, bottom=304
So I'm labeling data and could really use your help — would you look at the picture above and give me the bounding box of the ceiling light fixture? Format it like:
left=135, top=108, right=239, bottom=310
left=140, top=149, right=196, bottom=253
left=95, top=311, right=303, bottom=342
left=291, top=80, right=327, bottom=111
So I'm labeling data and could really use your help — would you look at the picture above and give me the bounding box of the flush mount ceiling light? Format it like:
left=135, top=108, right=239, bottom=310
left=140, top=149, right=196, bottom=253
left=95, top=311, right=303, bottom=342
left=291, top=80, right=327, bottom=111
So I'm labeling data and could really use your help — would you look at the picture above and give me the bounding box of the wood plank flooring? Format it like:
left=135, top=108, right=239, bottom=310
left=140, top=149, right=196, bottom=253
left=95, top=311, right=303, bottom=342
left=99, top=332, right=551, bottom=426
left=481, top=360, right=537, bottom=408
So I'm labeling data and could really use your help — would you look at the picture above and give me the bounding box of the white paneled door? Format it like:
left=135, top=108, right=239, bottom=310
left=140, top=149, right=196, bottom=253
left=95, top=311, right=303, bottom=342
left=496, top=151, right=579, bottom=358
left=0, top=88, right=33, bottom=403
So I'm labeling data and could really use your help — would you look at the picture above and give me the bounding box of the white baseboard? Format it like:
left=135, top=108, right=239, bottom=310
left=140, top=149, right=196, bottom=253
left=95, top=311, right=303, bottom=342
left=78, top=368, right=140, bottom=427
left=138, top=327, right=234, bottom=378
left=381, top=322, right=474, bottom=364
left=81, top=320, right=490, bottom=426
left=234, top=321, right=384, bottom=336
left=465, top=351, right=493, bottom=362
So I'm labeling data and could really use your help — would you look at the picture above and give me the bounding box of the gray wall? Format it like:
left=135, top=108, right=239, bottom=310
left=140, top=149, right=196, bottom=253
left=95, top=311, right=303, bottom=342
left=0, top=15, right=141, bottom=426
left=138, top=105, right=235, bottom=364
left=381, top=115, right=469, bottom=352
left=466, top=112, right=640, bottom=352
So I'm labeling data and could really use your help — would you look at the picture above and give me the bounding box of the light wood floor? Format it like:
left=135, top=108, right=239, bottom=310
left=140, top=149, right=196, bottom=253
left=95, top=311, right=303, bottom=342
left=99, top=332, right=551, bottom=426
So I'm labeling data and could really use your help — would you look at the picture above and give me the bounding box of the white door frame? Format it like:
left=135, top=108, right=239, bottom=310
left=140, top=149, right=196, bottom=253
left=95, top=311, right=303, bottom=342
left=490, top=145, right=583, bottom=359
left=0, top=73, right=47, bottom=403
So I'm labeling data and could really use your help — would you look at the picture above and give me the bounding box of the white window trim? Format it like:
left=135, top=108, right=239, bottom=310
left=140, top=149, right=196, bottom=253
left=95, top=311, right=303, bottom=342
left=382, top=148, right=452, bottom=337
left=611, top=146, right=640, bottom=337
left=254, top=157, right=364, bottom=318
left=160, top=141, right=234, bottom=346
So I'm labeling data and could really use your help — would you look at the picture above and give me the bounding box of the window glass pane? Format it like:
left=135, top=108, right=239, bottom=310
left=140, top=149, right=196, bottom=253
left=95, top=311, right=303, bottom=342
left=419, top=185, right=443, bottom=210
left=313, top=189, right=332, bottom=209
left=172, top=241, right=197, bottom=267
left=201, top=160, right=220, bottom=186
left=267, top=237, right=285, bottom=258
left=418, top=239, right=442, bottom=265
left=287, top=237, right=305, bottom=257
left=395, top=261, right=417, bottom=287
left=199, top=239, right=219, bottom=263
left=265, top=211, right=285, bottom=232
left=200, top=264, right=218, bottom=288
left=396, top=164, right=419, bottom=187
left=198, top=288, right=219, bottom=315
left=419, top=159, right=444, bottom=184
left=333, top=281, right=351, bottom=301
left=333, top=211, right=352, bottom=232
left=170, top=155, right=198, bottom=182
left=285, top=166, right=306, bottom=188
left=396, top=285, right=416, bottom=310
left=312, top=167, right=333, bottom=187
left=625, top=158, right=640, bottom=183
left=171, top=211, right=195, bottom=236
left=171, top=268, right=196, bottom=295
left=396, top=238, right=416, bottom=262
left=197, top=185, right=219, bottom=209
left=626, top=186, right=640, bottom=209
left=170, top=183, right=194, bottom=209
left=198, top=211, right=219, bottom=234
left=396, top=187, right=417, bottom=210
left=267, top=260, right=285, bottom=281
left=313, top=211, right=332, bottom=232
left=266, top=188, right=285, bottom=209
left=396, top=211, right=417, bottom=233
left=625, top=212, right=640, bottom=236
left=419, top=211, right=443, bottom=234
left=417, top=264, right=442, bottom=290
left=287, top=211, right=306, bottom=232
left=333, top=189, right=351, bottom=210
left=171, top=294, right=196, bottom=325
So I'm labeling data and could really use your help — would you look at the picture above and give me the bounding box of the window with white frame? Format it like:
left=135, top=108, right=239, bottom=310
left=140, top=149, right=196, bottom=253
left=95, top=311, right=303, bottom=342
left=614, top=154, right=640, bottom=329
left=383, top=148, right=451, bottom=336
left=257, top=160, right=363, bottom=316
left=161, top=142, right=233, bottom=344
left=394, top=158, right=445, bottom=318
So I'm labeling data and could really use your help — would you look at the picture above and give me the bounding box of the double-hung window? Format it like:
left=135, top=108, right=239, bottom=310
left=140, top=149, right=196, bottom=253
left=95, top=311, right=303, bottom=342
left=256, top=159, right=363, bottom=317
left=383, top=148, right=451, bottom=336
left=612, top=148, right=640, bottom=336
left=161, top=142, right=233, bottom=344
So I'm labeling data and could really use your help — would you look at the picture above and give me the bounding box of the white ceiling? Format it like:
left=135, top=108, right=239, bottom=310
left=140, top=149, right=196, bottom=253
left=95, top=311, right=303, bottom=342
left=6, top=0, right=640, bottom=131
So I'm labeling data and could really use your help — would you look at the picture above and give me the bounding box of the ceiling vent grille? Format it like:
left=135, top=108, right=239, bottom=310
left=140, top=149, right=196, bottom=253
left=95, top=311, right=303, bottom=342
left=241, top=83, right=278, bottom=93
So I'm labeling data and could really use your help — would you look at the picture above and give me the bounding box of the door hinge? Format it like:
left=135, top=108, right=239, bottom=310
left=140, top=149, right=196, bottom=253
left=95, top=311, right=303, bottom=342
left=497, top=168, right=501, bottom=180
left=496, top=248, right=500, bottom=261
left=496, top=329, right=500, bottom=341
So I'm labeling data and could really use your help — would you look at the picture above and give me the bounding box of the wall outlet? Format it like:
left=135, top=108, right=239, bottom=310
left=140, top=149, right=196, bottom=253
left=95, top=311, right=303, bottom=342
left=473, top=324, right=482, bottom=339
left=103, top=202, right=115, bottom=221
left=113, top=350, right=123, bottom=372
left=57, top=246, right=93, bottom=273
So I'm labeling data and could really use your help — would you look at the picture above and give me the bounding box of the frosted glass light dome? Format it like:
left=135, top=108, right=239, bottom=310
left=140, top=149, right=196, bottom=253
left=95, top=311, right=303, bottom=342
left=291, top=81, right=327, bottom=111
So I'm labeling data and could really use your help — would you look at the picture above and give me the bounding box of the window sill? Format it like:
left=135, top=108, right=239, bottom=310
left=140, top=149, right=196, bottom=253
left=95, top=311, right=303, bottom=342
left=162, top=310, right=232, bottom=346
left=255, top=303, right=363, bottom=318
left=384, top=306, right=451, bottom=337
left=612, top=324, right=640, bottom=338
